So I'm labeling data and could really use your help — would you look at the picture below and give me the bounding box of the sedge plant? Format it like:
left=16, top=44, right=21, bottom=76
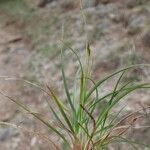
left=0, top=41, right=150, bottom=150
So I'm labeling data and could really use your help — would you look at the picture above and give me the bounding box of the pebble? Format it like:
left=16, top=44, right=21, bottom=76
left=0, top=128, right=10, bottom=141
left=142, top=30, right=150, bottom=48
left=127, top=15, right=146, bottom=34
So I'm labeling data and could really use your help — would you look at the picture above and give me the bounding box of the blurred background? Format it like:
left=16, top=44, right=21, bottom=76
left=0, top=0, right=150, bottom=149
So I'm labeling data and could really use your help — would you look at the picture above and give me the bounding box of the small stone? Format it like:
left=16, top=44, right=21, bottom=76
left=109, top=13, right=122, bottom=23
left=0, top=126, right=19, bottom=142
left=96, top=3, right=118, bottom=18
left=100, top=0, right=109, bottom=4
left=38, top=0, right=55, bottom=8
left=142, top=30, right=150, bottom=48
left=31, top=136, right=37, bottom=146
left=0, top=128, right=10, bottom=141
left=127, top=15, right=146, bottom=34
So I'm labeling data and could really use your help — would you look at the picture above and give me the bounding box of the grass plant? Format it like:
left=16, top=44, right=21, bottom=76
left=0, top=41, right=150, bottom=150
left=0, top=1, right=150, bottom=149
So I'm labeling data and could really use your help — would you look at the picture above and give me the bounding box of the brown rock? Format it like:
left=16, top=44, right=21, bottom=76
left=142, top=30, right=150, bottom=48
left=37, top=0, right=54, bottom=8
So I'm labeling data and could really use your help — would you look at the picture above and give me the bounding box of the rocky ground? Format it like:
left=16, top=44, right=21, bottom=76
left=0, top=0, right=150, bottom=149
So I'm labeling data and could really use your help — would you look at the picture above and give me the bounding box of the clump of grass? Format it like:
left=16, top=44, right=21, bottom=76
left=0, top=41, right=150, bottom=150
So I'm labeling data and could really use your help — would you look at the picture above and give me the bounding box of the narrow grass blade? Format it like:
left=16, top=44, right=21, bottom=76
left=109, top=71, right=125, bottom=105
left=47, top=86, right=75, bottom=136
left=96, top=83, right=150, bottom=128
left=78, top=77, right=98, bottom=121
left=78, top=122, right=91, bottom=139
left=100, top=71, right=126, bottom=135
left=86, top=64, right=150, bottom=101
left=88, top=81, right=133, bottom=110
left=60, top=40, right=84, bottom=75
left=60, top=40, right=85, bottom=127
left=61, top=48, right=76, bottom=113
left=46, top=99, right=70, bottom=133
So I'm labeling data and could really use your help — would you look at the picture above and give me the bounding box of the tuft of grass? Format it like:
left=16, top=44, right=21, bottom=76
left=0, top=42, right=150, bottom=150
